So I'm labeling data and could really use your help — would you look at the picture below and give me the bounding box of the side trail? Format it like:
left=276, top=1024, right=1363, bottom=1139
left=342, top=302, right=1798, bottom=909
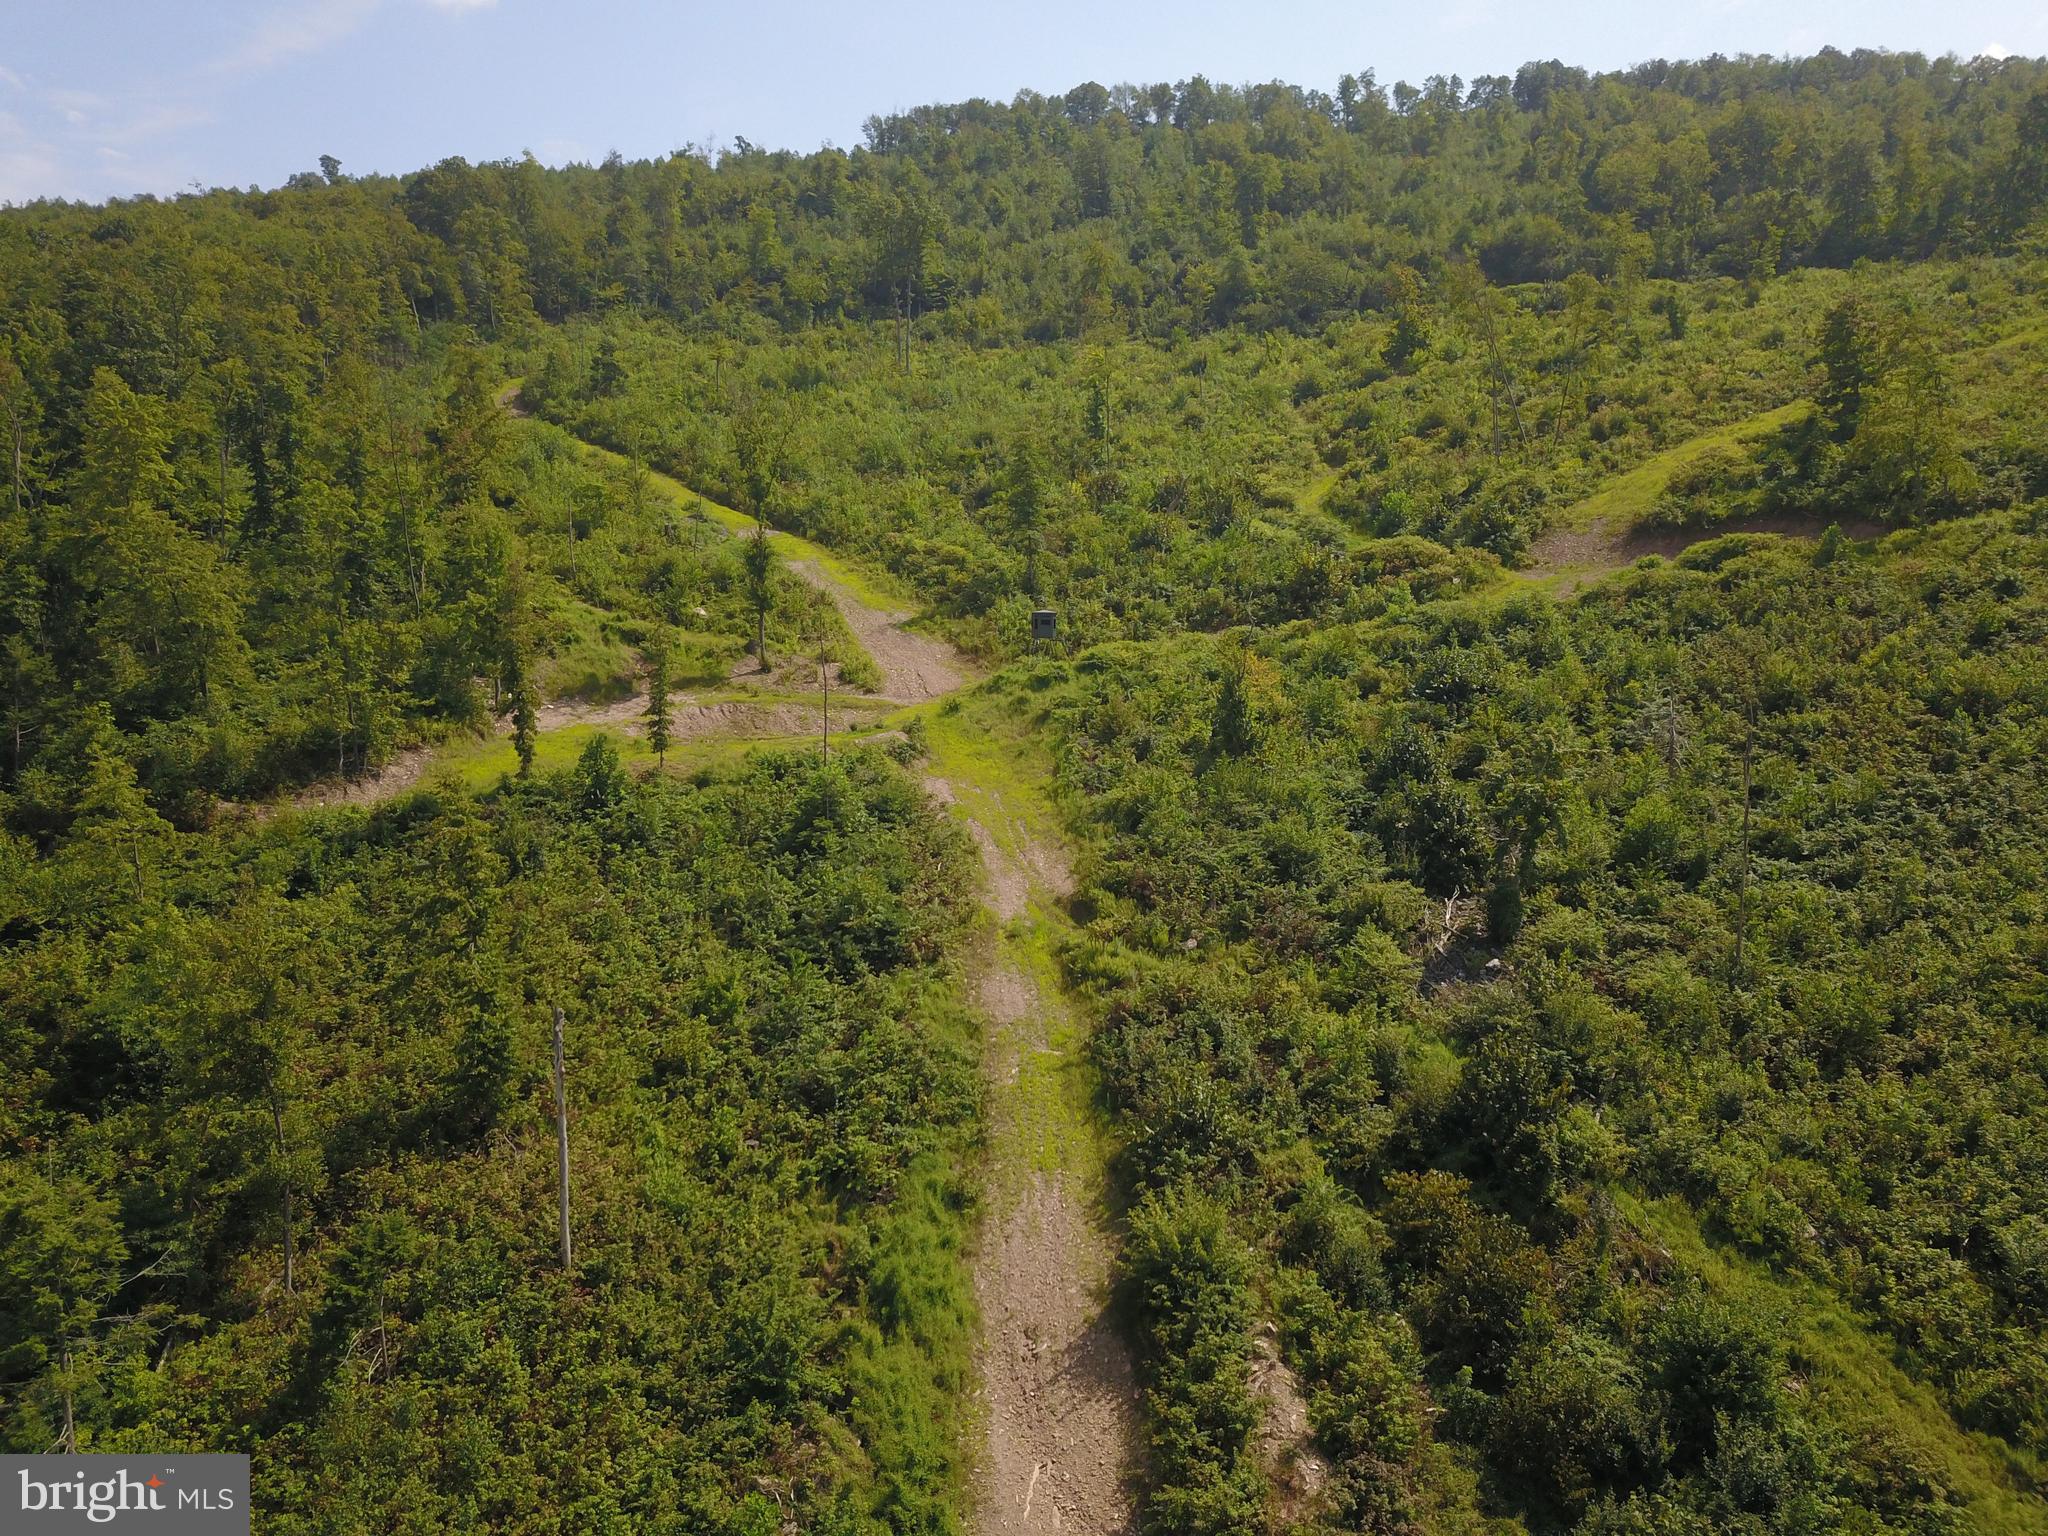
left=920, top=764, right=1140, bottom=1535
left=308, top=402, right=1142, bottom=1532
left=624, top=432, right=1141, bottom=1531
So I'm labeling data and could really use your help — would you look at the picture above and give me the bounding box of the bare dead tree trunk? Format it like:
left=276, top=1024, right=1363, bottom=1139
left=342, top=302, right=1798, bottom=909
left=59, top=1344, right=76, bottom=1454
left=553, top=1006, right=572, bottom=1271
left=1735, top=716, right=1754, bottom=982
left=271, top=1093, right=294, bottom=1294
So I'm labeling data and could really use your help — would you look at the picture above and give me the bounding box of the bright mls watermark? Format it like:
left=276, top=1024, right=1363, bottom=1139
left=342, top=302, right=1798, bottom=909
left=1, top=1457, right=249, bottom=1533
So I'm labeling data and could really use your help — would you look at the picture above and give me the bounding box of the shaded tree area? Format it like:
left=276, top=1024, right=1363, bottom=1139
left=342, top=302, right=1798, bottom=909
left=5, top=49, right=2048, bottom=816
left=0, top=745, right=985, bottom=1534
left=0, top=283, right=861, bottom=818
left=1032, top=509, right=2048, bottom=1532
left=524, top=251, right=2048, bottom=663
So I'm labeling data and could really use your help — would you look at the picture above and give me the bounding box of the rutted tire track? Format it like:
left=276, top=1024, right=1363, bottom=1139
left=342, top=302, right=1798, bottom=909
left=923, top=775, right=1138, bottom=1534
left=787, top=557, right=964, bottom=703
left=307, top=400, right=1142, bottom=1528
left=622, top=433, right=1136, bottom=1535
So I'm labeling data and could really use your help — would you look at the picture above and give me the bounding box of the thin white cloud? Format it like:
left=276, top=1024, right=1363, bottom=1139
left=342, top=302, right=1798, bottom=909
left=217, top=0, right=383, bottom=73
left=97, top=104, right=215, bottom=146
left=217, top=0, right=496, bottom=74
left=0, top=64, right=26, bottom=91
left=45, top=87, right=106, bottom=126
left=1435, top=1, right=1497, bottom=36
left=1981, top=43, right=2013, bottom=60
left=0, top=81, right=213, bottom=203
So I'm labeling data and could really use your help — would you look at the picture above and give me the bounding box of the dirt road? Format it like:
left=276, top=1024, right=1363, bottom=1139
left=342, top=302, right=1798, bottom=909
left=922, top=768, right=1139, bottom=1534
left=304, top=402, right=1141, bottom=1530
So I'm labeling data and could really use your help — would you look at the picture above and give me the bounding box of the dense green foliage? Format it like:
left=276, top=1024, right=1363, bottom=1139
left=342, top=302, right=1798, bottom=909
left=1, top=743, right=982, bottom=1533
left=5, top=40, right=2048, bottom=1536
left=1031, top=509, right=2048, bottom=1531
left=517, top=253, right=2047, bottom=664
left=3, top=52, right=2046, bottom=807
left=0, top=235, right=864, bottom=815
left=20, top=47, right=2047, bottom=338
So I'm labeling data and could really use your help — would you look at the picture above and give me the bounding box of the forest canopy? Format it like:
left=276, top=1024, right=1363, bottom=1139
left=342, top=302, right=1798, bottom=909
left=3, top=41, right=2048, bottom=1536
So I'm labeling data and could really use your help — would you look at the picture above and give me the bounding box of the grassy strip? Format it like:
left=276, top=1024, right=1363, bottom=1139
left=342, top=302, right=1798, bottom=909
left=1553, top=401, right=1814, bottom=532
left=917, top=681, right=1112, bottom=1192
left=837, top=965, right=986, bottom=1536
left=1619, top=1193, right=2048, bottom=1536
left=427, top=711, right=899, bottom=791
left=566, top=431, right=917, bottom=616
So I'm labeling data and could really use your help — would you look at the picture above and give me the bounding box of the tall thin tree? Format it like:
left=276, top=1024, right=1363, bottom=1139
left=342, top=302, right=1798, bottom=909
left=743, top=523, right=774, bottom=672
left=512, top=666, right=539, bottom=779
left=1734, top=710, right=1755, bottom=983
left=644, top=632, right=673, bottom=767
left=552, top=1006, right=572, bottom=1270
left=815, top=604, right=831, bottom=762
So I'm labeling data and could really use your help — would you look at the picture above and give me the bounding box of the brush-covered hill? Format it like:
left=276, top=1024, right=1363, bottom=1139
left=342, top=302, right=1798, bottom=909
left=2, top=45, right=2048, bottom=1536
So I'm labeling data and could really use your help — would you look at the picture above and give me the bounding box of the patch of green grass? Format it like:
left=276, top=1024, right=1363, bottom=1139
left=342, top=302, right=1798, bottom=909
left=1552, top=310, right=2048, bottom=544
left=1618, top=1192, right=2048, bottom=1535
left=667, top=630, right=745, bottom=688
left=912, top=678, right=1076, bottom=870
left=438, top=722, right=653, bottom=791
left=1978, top=317, right=2048, bottom=357
left=442, top=713, right=903, bottom=790
left=998, top=912, right=1110, bottom=1185
left=916, top=677, right=1118, bottom=1198
left=1287, top=466, right=1374, bottom=547
left=1517, top=556, right=1642, bottom=601
left=570, top=437, right=916, bottom=615
left=1293, top=467, right=1341, bottom=517
left=534, top=606, right=639, bottom=704
left=839, top=1149, right=982, bottom=1532
left=1555, top=401, right=1813, bottom=532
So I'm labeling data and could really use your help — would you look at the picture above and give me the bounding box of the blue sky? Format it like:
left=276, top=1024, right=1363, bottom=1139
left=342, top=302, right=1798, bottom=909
left=3, top=0, right=2045, bottom=204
